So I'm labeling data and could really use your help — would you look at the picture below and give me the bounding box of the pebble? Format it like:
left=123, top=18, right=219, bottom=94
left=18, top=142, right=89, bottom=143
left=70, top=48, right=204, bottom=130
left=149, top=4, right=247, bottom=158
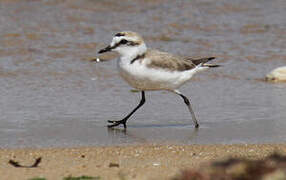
left=266, top=66, right=286, bottom=82
left=153, top=162, right=160, bottom=166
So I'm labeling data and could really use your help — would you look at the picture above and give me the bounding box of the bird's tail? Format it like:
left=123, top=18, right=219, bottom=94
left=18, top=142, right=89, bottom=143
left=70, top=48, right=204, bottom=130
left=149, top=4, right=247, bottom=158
left=192, top=57, right=221, bottom=68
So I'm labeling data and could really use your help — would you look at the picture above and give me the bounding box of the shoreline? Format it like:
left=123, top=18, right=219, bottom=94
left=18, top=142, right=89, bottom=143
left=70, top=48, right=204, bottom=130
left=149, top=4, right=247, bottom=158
left=1, top=144, right=286, bottom=180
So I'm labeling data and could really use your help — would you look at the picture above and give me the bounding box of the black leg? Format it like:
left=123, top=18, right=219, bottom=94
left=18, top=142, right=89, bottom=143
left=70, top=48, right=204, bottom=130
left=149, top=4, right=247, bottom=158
left=108, top=91, right=145, bottom=128
left=174, top=90, right=199, bottom=128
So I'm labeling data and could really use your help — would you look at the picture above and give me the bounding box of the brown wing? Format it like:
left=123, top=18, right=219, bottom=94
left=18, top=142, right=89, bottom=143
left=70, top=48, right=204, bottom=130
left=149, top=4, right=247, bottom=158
left=186, top=57, right=216, bottom=65
left=145, top=50, right=196, bottom=71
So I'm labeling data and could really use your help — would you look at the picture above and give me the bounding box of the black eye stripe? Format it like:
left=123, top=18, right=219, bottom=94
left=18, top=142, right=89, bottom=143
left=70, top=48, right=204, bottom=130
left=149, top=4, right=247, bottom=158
left=114, top=39, right=140, bottom=48
left=120, top=40, right=139, bottom=46
left=128, top=41, right=139, bottom=46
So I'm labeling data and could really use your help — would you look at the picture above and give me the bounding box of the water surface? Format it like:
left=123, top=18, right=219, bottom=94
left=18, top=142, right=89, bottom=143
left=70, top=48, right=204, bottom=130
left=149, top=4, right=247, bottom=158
left=0, top=0, right=286, bottom=148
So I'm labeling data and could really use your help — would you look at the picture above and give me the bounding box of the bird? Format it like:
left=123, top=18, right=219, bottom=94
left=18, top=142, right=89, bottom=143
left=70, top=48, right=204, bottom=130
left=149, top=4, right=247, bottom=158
left=98, top=31, right=220, bottom=129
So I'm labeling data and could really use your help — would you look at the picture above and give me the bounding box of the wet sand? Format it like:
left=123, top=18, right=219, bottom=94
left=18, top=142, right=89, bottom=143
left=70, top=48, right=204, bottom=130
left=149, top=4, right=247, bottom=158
left=1, top=144, right=286, bottom=180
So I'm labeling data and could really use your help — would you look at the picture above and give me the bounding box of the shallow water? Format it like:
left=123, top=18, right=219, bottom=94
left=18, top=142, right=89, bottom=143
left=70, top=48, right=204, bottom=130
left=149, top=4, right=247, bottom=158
left=0, top=0, right=286, bottom=148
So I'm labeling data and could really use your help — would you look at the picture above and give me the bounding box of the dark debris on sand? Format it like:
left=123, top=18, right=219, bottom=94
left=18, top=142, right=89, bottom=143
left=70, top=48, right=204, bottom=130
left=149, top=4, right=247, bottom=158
left=173, top=153, right=286, bottom=180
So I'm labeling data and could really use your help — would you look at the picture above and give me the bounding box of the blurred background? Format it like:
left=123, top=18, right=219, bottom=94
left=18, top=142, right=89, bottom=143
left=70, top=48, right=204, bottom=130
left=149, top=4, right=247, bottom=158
left=0, top=0, right=285, bottom=148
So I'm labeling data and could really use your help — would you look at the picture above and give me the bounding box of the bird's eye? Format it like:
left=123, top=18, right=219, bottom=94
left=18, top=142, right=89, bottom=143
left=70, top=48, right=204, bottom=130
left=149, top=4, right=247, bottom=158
left=120, top=39, right=128, bottom=44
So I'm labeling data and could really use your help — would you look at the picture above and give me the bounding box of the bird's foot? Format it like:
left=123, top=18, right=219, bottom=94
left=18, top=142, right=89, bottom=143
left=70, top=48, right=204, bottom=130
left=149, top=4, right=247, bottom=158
left=195, top=123, right=199, bottom=129
left=107, top=119, right=127, bottom=129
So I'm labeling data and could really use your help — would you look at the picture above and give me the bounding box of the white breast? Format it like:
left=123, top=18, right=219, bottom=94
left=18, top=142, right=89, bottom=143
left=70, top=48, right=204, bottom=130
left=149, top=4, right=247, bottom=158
left=117, top=57, right=206, bottom=90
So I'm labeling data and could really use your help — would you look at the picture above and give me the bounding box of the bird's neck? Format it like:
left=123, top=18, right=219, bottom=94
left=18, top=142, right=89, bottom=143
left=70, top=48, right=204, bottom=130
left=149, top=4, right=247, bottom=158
left=119, top=44, right=147, bottom=63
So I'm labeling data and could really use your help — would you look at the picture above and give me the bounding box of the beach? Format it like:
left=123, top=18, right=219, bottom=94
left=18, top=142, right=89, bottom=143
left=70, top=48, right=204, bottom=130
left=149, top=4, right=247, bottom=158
left=1, top=0, right=286, bottom=179
left=2, top=144, right=286, bottom=180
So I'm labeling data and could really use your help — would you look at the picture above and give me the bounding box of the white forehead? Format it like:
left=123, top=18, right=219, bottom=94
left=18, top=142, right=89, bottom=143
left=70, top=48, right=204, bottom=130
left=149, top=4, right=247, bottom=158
left=110, top=36, right=121, bottom=46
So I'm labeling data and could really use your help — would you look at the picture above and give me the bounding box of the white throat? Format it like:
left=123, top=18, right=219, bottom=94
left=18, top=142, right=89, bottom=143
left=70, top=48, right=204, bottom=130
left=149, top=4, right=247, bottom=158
left=116, top=43, right=147, bottom=61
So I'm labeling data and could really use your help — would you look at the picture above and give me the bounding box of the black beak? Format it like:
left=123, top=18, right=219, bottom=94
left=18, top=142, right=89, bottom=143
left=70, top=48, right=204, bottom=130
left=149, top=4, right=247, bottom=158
left=98, top=45, right=113, bottom=54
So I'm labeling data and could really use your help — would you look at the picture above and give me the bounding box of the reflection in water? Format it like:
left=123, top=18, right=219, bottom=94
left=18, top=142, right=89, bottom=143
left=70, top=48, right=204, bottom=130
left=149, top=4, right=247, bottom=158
left=107, top=127, right=147, bottom=144
left=107, top=125, right=199, bottom=145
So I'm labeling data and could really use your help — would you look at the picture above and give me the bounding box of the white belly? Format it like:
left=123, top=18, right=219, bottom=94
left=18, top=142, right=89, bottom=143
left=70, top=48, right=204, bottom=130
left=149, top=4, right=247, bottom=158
left=118, top=60, right=204, bottom=90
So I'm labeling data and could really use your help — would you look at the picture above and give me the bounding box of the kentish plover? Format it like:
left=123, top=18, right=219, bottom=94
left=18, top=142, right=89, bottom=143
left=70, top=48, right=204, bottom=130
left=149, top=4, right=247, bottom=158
left=98, top=31, right=220, bottom=129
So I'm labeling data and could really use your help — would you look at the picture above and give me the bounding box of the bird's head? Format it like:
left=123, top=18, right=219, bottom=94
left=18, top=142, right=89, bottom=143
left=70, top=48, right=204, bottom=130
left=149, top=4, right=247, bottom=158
left=98, top=31, right=147, bottom=58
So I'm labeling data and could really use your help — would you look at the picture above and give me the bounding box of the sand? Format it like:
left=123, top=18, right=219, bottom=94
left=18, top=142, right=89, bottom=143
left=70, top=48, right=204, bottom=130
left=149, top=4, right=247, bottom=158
left=1, top=144, right=286, bottom=180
